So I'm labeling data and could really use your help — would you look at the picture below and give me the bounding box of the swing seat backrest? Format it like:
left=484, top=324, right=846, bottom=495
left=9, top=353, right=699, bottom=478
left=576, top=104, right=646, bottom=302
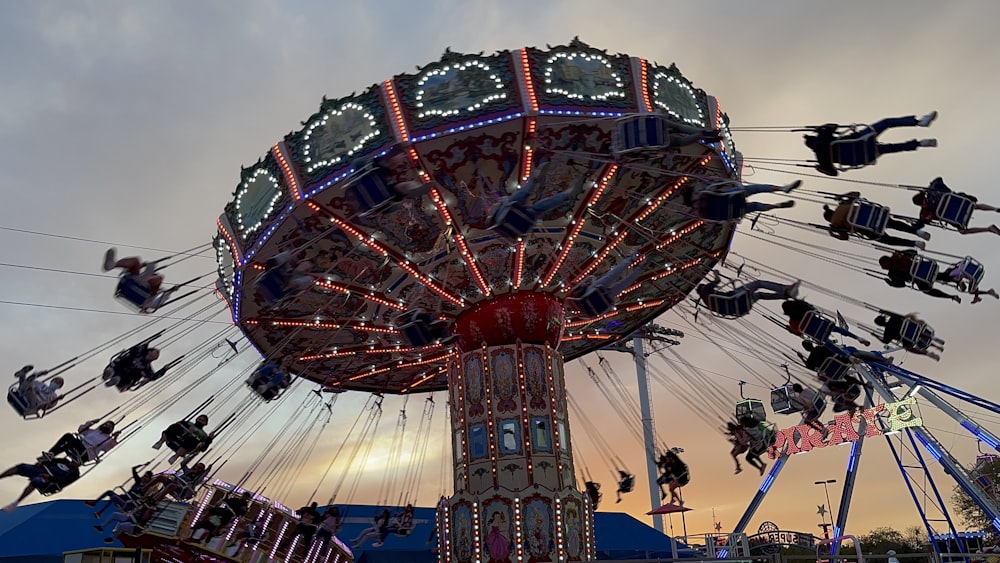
left=706, top=290, right=753, bottom=318
left=846, top=199, right=890, bottom=238
left=400, top=320, right=434, bottom=347
left=613, top=115, right=671, bottom=156
left=7, top=385, right=39, bottom=418
left=492, top=202, right=538, bottom=240
left=899, top=319, right=927, bottom=349
left=115, top=275, right=152, bottom=312
left=257, top=268, right=296, bottom=305
left=909, top=257, right=939, bottom=287
left=936, top=192, right=975, bottom=229
left=800, top=310, right=834, bottom=343
left=349, top=168, right=398, bottom=213
left=818, top=356, right=851, bottom=380
left=574, top=286, right=615, bottom=317
left=954, top=257, right=985, bottom=292
left=831, top=128, right=876, bottom=169
left=769, top=385, right=800, bottom=415
left=914, top=325, right=936, bottom=352
left=700, top=190, right=747, bottom=222
left=735, top=398, right=767, bottom=423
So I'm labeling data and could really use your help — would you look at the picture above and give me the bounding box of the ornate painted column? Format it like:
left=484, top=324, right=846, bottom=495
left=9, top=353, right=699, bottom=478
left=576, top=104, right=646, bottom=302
left=438, top=293, right=593, bottom=563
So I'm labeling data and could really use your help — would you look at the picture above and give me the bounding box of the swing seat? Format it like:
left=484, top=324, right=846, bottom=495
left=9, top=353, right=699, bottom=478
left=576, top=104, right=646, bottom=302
left=830, top=128, right=877, bottom=170
left=114, top=275, right=162, bottom=313
left=349, top=168, right=398, bottom=214
left=573, top=286, right=616, bottom=317
left=706, top=290, right=753, bottom=318
left=800, top=310, right=834, bottom=343
left=898, top=318, right=929, bottom=350
left=846, top=199, right=890, bottom=238
left=7, top=385, right=40, bottom=418
left=399, top=320, right=434, bottom=347
left=612, top=115, right=672, bottom=158
left=936, top=192, right=975, bottom=229
left=491, top=202, right=538, bottom=240
left=952, top=257, right=985, bottom=292
left=909, top=257, right=939, bottom=287
left=817, top=356, right=851, bottom=381
left=735, top=398, right=767, bottom=423
left=913, top=325, right=936, bottom=352
left=769, top=385, right=800, bottom=415
left=699, top=190, right=747, bottom=222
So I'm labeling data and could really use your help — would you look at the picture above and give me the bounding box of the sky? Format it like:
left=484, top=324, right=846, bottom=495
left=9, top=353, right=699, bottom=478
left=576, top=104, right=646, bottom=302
left=1, top=0, right=999, bottom=545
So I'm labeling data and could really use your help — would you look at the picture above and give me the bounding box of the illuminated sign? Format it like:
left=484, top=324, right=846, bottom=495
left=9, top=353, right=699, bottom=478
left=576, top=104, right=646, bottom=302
left=747, top=530, right=818, bottom=554
left=768, top=398, right=922, bottom=459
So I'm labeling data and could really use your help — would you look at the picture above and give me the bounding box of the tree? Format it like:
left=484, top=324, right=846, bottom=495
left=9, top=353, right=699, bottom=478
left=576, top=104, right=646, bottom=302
left=856, top=525, right=931, bottom=555
left=952, top=455, right=1000, bottom=537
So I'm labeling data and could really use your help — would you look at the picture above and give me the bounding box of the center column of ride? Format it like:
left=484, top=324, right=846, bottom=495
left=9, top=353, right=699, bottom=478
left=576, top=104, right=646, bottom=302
left=437, top=292, right=592, bottom=563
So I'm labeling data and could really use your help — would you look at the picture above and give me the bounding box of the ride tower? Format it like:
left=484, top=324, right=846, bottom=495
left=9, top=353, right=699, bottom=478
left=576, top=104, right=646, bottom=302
left=212, top=39, right=740, bottom=562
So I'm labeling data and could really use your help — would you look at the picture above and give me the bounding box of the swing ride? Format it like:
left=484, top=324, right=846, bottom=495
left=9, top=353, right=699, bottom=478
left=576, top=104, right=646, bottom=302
left=4, top=37, right=1000, bottom=563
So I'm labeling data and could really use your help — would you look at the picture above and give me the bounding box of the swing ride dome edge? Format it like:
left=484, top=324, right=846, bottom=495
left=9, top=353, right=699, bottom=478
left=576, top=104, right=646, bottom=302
left=213, top=38, right=739, bottom=562
left=213, top=38, right=739, bottom=395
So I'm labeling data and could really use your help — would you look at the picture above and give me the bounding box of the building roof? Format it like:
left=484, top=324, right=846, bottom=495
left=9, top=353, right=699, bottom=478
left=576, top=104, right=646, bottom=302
left=0, top=499, right=696, bottom=561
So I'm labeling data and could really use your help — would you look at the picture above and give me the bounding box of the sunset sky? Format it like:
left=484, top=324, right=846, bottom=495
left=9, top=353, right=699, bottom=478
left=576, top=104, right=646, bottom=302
left=1, top=0, right=999, bottom=544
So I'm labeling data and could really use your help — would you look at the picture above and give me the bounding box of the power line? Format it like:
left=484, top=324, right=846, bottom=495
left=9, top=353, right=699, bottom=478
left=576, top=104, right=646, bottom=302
left=0, top=298, right=232, bottom=324
left=0, top=225, right=215, bottom=259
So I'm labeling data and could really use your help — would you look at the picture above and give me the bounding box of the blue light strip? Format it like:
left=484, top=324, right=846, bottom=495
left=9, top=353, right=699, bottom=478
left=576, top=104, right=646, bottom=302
left=962, top=420, right=1000, bottom=449
left=716, top=549, right=729, bottom=559
left=992, top=516, right=1000, bottom=532
left=409, top=112, right=523, bottom=143
left=914, top=431, right=943, bottom=462
left=759, top=458, right=784, bottom=493
left=538, top=109, right=624, bottom=117
left=847, top=440, right=861, bottom=473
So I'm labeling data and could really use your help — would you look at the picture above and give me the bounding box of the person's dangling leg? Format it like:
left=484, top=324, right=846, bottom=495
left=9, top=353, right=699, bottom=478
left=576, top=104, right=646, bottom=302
left=608, top=263, right=646, bottom=295
left=745, top=201, right=795, bottom=213
left=508, top=160, right=550, bottom=206
left=594, top=257, right=637, bottom=290
left=743, top=279, right=798, bottom=300
left=869, top=116, right=920, bottom=135
left=829, top=326, right=870, bottom=346
left=742, top=180, right=801, bottom=197
left=877, top=234, right=924, bottom=249
left=877, top=140, right=924, bottom=156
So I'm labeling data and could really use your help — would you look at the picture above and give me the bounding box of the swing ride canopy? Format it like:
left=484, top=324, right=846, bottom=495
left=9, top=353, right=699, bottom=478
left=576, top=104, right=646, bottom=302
left=213, top=39, right=740, bottom=394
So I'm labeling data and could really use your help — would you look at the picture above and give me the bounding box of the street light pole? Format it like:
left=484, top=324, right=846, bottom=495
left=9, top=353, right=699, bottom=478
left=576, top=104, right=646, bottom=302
left=814, top=479, right=837, bottom=528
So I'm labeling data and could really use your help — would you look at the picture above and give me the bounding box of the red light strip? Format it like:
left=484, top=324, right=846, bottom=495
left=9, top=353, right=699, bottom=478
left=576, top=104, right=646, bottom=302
left=513, top=240, right=525, bottom=289
left=638, top=59, right=653, bottom=113
left=569, top=176, right=693, bottom=286
left=520, top=117, right=537, bottom=181
left=564, top=299, right=667, bottom=328
left=541, top=165, right=618, bottom=287
left=429, top=187, right=491, bottom=296
left=402, top=367, right=447, bottom=393
left=518, top=49, right=539, bottom=113
left=346, top=351, right=457, bottom=382
left=384, top=79, right=410, bottom=143
left=299, top=341, right=443, bottom=362
left=216, top=218, right=242, bottom=264
left=313, top=279, right=406, bottom=311
left=272, top=142, right=302, bottom=201
left=305, top=200, right=464, bottom=306
left=265, top=319, right=399, bottom=334
left=619, top=255, right=709, bottom=296
left=561, top=333, right=613, bottom=343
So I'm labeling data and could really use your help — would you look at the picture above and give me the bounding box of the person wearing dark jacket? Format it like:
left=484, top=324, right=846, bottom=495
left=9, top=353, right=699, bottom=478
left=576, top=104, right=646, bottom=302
left=804, top=112, right=937, bottom=176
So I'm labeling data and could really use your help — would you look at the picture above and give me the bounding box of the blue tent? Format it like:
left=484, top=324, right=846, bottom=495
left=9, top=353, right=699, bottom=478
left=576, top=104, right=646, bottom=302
left=0, top=500, right=697, bottom=562
left=0, top=500, right=123, bottom=562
